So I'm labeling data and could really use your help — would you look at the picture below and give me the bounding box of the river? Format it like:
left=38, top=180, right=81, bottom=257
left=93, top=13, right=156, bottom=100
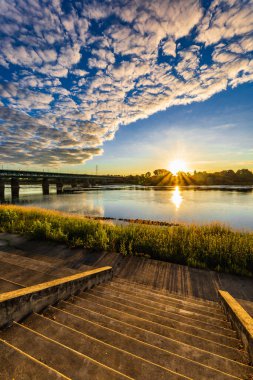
left=3, top=185, right=253, bottom=230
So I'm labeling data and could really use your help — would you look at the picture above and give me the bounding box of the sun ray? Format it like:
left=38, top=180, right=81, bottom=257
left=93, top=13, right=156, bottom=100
left=157, top=172, right=173, bottom=186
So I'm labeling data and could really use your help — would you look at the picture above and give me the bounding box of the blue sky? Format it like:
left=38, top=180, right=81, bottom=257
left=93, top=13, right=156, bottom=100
left=0, top=0, right=252, bottom=173
left=84, top=82, right=253, bottom=174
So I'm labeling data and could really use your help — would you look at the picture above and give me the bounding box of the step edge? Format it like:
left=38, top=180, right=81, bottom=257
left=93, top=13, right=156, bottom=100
left=0, top=337, right=71, bottom=380
left=113, top=278, right=219, bottom=306
left=39, top=310, right=247, bottom=379
left=92, top=286, right=229, bottom=324
left=51, top=304, right=252, bottom=370
left=14, top=322, right=134, bottom=380
left=66, top=298, right=241, bottom=350
left=76, top=293, right=238, bottom=341
left=0, top=258, right=59, bottom=281
left=0, top=266, right=113, bottom=329
left=0, top=251, right=62, bottom=271
left=0, top=276, right=24, bottom=288
left=106, top=282, right=223, bottom=313
left=19, top=318, right=191, bottom=380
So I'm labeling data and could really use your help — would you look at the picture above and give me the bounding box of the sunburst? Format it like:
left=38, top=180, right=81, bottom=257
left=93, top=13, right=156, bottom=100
left=169, top=160, right=187, bottom=175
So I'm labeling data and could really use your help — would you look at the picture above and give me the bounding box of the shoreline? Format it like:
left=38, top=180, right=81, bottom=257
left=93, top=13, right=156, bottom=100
left=0, top=204, right=253, bottom=278
left=84, top=215, right=180, bottom=227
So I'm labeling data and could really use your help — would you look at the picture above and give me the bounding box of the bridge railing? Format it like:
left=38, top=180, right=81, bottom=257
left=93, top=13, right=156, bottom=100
left=0, top=169, right=123, bottom=180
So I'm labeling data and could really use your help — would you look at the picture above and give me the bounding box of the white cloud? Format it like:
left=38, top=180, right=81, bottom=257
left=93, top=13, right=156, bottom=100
left=197, top=0, right=253, bottom=45
left=71, top=69, right=88, bottom=76
left=58, top=44, right=82, bottom=67
left=0, top=0, right=252, bottom=166
left=88, top=58, right=108, bottom=69
left=162, top=39, right=177, bottom=57
left=212, top=124, right=236, bottom=130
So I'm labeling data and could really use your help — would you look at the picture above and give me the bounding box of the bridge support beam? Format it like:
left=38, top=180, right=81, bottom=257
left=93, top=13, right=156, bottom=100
left=56, top=182, right=63, bottom=194
left=11, top=178, right=19, bottom=199
left=42, top=178, right=50, bottom=195
left=0, top=179, right=5, bottom=200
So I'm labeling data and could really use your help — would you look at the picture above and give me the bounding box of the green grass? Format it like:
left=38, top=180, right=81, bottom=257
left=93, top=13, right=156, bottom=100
left=0, top=205, right=253, bottom=276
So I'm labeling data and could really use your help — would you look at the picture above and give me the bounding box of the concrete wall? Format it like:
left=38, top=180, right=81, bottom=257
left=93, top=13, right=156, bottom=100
left=219, top=290, right=253, bottom=364
left=0, top=266, right=113, bottom=329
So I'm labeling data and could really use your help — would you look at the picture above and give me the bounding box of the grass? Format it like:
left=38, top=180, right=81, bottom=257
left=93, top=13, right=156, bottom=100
left=0, top=205, right=253, bottom=277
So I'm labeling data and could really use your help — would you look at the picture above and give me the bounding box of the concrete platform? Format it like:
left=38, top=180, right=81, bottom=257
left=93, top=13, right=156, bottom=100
left=0, top=232, right=252, bottom=305
left=0, top=233, right=253, bottom=379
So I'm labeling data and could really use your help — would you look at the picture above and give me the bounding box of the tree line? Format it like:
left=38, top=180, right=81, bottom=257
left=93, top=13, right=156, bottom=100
left=124, top=169, right=253, bottom=186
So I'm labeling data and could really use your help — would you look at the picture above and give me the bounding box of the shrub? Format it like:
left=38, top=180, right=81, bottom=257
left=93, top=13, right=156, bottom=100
left=0, top=205, right=252, bottom=276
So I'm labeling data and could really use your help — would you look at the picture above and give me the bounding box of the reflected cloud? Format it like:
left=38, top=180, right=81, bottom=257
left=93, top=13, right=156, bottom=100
left=171, top=186, right=183, bottom=209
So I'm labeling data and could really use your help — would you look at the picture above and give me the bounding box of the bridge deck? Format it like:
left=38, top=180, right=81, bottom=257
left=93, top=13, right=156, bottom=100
left=0, top=169, right=123, bottom=180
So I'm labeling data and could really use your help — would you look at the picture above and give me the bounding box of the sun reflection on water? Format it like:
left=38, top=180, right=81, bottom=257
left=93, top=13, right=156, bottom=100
left=171, top=186, right=183, bottom=209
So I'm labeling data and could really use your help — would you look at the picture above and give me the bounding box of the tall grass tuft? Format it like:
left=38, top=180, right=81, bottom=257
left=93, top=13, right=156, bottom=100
left=0, top=205, right=252, bottom=276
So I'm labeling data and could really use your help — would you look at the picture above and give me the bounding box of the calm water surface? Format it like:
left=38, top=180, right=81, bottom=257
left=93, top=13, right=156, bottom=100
left=4, top=185, right=253, bottom=230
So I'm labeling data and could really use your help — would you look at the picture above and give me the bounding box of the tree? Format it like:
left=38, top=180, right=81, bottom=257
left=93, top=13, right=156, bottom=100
left=236, top=169, right=253, bottom=177
left=153, top=169, right=168, bottom=176
left=236, top=169, right=253, bottom=184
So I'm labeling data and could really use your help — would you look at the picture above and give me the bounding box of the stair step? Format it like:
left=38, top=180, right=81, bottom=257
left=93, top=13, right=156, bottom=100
left=0, top=260, right=57, bottom=287
left=0, top=277, right=22, bottom=294
left=113, top=278, right=220, bottom=308
left=61, top=300, right=247, bottom=362
left=113, top=277, right=219, bottom=305
left=77, top=292, right=238, bottom=345
left=0, top=322, right=130, bottom=380
left=21, top=313, right=190, bottom=380
left=0, top=250, right=78, bottom=278
left=67, top=295, right=242, bottom=353
left=1, top=245, right=90, bottom=271
left=0, top=250, right=251, bottom=379
left=0, top=339, right=68, bottom=379
left=104, top=281, right=223, bottom=315
left=92, top=286, right=229, bottom=328
left=44, top=304, right=253, bottom=379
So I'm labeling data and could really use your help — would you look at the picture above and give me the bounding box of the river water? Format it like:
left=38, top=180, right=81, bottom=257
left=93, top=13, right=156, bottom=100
left=3, top=185, right=253, bottom=230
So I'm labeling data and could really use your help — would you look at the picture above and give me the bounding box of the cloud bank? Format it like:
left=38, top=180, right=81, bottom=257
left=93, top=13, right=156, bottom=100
left=0, top=0, right=252, bottom=165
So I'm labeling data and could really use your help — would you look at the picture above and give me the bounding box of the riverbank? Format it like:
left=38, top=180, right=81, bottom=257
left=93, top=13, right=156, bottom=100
left=0, top=205, right=253, bottom=277
left=2, top=185, right=253, bottom=229
left=0, top=232, right=253, bottom=312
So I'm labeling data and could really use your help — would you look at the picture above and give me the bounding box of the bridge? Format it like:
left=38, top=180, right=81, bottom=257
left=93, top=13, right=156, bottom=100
left=0, top=169, right=125, bottom=199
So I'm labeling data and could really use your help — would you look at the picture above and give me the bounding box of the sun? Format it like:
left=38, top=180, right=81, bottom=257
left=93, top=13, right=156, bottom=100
left=169, top=160, right=187, bottom=175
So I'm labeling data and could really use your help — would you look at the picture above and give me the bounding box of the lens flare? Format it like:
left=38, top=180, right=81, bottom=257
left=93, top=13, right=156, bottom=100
left=169, top=160, right=187, bottom=175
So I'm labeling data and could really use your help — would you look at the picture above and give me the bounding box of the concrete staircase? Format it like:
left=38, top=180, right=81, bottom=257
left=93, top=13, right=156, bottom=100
left=1, top=274, right=253, bottom=379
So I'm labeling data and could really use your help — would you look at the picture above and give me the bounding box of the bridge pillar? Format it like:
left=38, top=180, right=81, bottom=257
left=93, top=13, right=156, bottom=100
left=71, top=180, right=77, bottom=189
left=0, top=179, right=5, bottom=200
left=56, top=182, right=63, bottom=194
left=83, top=179, right=90, bottom=188
left=42, top=178, right=49, bottom=195
left=11, top=178, right=19, bottom=199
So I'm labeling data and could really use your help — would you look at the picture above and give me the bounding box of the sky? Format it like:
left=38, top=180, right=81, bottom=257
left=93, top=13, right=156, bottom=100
left=0, top=0, right=252, bottom=174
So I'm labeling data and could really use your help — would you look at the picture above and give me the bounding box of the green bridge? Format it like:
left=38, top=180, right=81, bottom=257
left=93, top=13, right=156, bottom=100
left=0, top=169, right=124, bottom=199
